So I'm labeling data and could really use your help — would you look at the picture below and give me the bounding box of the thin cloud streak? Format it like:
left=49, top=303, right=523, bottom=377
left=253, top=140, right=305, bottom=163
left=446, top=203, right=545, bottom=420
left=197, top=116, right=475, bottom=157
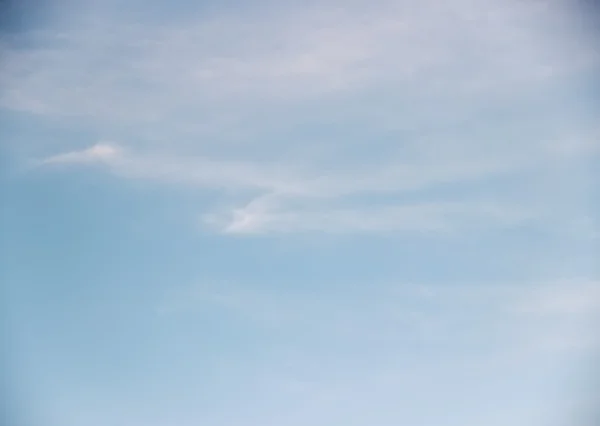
left=39, top=142, right=121, bottom=165
left=38, top=134, right=597, bottom=235
left=206, top=196, right=533, bottom=235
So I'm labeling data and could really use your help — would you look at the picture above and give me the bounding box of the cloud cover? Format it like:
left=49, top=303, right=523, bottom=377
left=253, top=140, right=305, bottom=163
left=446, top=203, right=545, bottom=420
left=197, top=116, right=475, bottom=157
left=3, top=2, right=600, bottom=426
left=6, top=0, right=595, bottom=235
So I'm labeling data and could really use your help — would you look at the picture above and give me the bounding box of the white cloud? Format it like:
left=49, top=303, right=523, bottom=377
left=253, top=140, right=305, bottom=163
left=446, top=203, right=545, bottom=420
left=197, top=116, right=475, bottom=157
left=11, top=0, right=600, bottom=236
left=0, top=0, right=596, bottom=123
left=39, top=142, right=121, bottom=165
left=204, top=196, right=532, bottom=235
left=37, top=130, right=597, bottom=235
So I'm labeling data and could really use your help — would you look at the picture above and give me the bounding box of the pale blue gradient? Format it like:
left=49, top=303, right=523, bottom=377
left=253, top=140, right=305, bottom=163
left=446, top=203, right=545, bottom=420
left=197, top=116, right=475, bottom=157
left=2, top=0, right=599, bottom=425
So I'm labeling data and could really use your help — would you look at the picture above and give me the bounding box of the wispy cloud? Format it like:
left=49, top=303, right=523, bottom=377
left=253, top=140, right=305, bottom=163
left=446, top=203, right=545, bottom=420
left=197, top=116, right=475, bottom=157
left=205, top=196, right=532, bottom=235
left=8, top=0, right=600, bottom=236
left=39, top=142, right=121, bottom=165
left=37, top=132, right=596, bottom=235
left=0, top=0, right=597, bottom=123
left=5, top=2, right=599, bottom=425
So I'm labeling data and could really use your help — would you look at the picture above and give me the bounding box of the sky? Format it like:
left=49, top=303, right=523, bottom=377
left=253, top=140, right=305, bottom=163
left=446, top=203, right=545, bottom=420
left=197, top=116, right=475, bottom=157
left=1, top=0, right=600, bottom=425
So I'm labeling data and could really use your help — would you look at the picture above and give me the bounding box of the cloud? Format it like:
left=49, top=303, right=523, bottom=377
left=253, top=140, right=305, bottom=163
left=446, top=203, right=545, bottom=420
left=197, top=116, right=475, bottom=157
left=0, top=0, right=596, bottom=124
left=204, top=196, right=532, bottom=235
left=36, top=142, right=300, bottom=193
left=39, top=142, right=121, bottom=165
left=11, top=0, right=600, bottom=237
left=5, top=4, right=599, bottom=425
left=37, top=130, right=597, bottom=235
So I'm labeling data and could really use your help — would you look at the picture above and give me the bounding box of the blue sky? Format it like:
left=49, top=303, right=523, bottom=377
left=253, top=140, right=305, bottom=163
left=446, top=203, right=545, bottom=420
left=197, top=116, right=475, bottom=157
left=1, top=0, right=600, bottom=425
